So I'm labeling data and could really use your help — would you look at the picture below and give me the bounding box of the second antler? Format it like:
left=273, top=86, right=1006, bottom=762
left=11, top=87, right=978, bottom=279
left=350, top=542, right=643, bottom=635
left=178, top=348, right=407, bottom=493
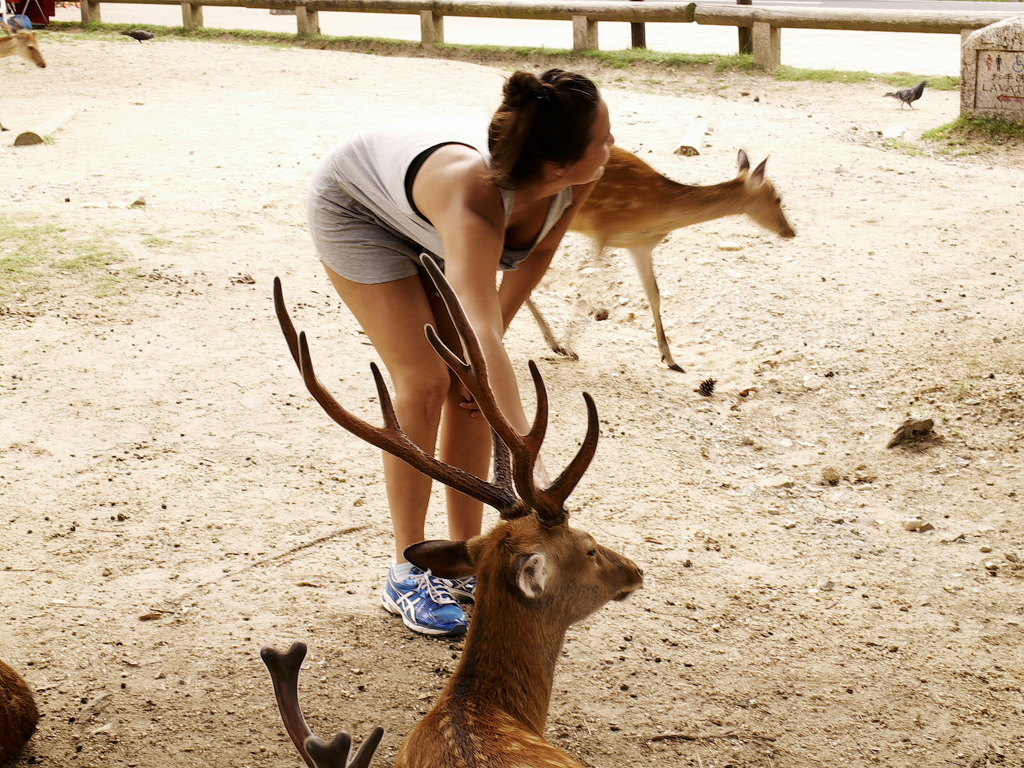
left=272, top=253, right=598, bottom=525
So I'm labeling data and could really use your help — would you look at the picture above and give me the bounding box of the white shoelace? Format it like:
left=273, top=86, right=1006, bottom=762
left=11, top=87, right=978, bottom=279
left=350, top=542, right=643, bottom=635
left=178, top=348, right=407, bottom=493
left=409, top=568, right=457, bottom=605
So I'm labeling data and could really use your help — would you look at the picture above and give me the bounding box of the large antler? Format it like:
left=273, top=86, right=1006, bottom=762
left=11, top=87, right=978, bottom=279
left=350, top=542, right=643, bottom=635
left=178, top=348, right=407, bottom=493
left=261, top=643, right=383, bottom=768
left=418, top=255, right=599, bottom=526
left=274, top=277, right=521, bottom=515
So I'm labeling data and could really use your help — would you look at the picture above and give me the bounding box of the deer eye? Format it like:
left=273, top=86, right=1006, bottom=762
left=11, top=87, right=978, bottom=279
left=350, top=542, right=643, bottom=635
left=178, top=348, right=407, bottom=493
left=587, top=549, right=598, bottom=558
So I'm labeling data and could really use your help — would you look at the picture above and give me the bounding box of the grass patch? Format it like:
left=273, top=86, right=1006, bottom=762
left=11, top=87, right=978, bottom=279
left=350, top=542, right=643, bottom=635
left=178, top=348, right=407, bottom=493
left=48, top=22, right=960, bottom=85
left=922, top=115, right=1024, bottom=155
left=42, top=22, right=846, bottom=77
left=776, top=67, right=958, bottom=89
left=0, top=215, right=133, bottom=301
left=882, top=138, right=926, bottom=156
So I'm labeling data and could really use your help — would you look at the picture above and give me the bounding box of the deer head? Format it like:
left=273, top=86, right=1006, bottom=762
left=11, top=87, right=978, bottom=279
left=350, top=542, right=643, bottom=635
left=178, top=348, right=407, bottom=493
left=267, top=255, right=643, bottom=768
left=735, top=149, right=794, bottom=238
left=0, top=22, right=46, bottom=69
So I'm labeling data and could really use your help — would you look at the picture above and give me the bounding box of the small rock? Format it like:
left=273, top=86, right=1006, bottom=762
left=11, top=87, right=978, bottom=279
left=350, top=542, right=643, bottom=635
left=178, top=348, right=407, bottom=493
left=869, top=602, right=882, bottom=609
left=130, top=196, right=146, bottom=208
left=982, top=557, right=1000, bottom=573
left=979, top=545, right=992, bottom=553
left=819, top=580, right=835, bottom=592
left=821, top=466, right=841, bottom=486
left=1006, top=552, right=1020, bottom=564
left=882, top=125, right=909, bottom=140
left=887, top=418, right=935, bottom=449
left=760, top=474, right=795, bottom=488
left=782, top=520, right=797, bottom=529
left=717, top=241, right=743, bottom=252
left=802, top=375, right=823, bottom=390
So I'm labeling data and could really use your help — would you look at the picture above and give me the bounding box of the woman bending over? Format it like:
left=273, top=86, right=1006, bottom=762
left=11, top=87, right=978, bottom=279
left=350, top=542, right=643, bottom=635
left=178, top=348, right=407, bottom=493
left=307, top=68, right=612, bottom=636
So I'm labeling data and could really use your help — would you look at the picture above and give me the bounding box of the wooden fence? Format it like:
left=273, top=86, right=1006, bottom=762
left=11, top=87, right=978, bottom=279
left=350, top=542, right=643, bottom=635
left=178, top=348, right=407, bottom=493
left=75, top=0, right=1023, bottom=71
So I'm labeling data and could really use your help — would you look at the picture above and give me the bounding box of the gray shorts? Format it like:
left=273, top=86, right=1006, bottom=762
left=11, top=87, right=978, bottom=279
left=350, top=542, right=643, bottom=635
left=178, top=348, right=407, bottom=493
left=307, top=180, right=424, bottom=285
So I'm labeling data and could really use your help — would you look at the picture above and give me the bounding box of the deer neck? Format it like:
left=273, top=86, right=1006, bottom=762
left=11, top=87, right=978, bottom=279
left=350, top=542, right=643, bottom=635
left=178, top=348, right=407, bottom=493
left=444, top=588, right=568, bottom=735
left=654, top=177, right=750, bottom=230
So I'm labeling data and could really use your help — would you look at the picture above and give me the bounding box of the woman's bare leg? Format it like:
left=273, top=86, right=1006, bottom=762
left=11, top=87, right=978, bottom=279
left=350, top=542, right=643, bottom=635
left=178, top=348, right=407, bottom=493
left=325, top=265, right=452, bottom=562
left=324, top=264, right=489, bottom=559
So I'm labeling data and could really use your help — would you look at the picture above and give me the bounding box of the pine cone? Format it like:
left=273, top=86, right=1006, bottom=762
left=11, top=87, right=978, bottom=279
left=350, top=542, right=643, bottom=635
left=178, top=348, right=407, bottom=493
left=697, top=378, right=717, bottom=397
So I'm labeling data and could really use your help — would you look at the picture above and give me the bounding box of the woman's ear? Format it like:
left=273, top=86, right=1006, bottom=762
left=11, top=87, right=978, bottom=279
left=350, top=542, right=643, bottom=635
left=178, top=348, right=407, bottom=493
left=541, top=160, right=569, bottom=180
left=405, top=540, right=475, bottom=578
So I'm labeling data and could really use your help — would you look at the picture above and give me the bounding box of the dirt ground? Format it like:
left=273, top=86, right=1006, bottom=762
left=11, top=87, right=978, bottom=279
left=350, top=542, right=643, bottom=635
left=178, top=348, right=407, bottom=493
left=2, top=30, right=1023, bottom=768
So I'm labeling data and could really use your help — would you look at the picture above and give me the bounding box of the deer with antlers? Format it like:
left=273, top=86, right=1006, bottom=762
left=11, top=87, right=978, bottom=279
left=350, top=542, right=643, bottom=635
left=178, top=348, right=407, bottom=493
left=527, top=145, right=796, bottom=371
left=1, top=19, right=46, bottom=132
left=265, top=254, right=644, bottom=768
left=0, top=657, right=39, bottom=764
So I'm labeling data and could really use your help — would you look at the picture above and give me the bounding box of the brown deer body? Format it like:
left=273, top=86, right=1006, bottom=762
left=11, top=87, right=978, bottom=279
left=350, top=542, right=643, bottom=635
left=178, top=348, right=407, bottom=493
left=265, top=256, right=643, bottom=768
left=1, top=21, right=46, bottom=132
left=529, top=145, right=795, bottom=371
left=0, top=657, right=39, bottom=763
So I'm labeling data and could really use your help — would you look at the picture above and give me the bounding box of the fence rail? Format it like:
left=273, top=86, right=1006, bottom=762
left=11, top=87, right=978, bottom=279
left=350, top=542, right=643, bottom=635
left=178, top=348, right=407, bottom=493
left=75, top=0, right=1023, bottom=71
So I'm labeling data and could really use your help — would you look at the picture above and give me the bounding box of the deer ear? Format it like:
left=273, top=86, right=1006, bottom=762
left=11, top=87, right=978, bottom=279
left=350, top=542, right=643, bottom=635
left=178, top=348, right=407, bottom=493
left=750, top=157, right=768, bottom=184
left=405, top=540, right=475, bottom=579
left=515, top=553, right=549, bottom=598
left=737, top=149, right=750, bottom=175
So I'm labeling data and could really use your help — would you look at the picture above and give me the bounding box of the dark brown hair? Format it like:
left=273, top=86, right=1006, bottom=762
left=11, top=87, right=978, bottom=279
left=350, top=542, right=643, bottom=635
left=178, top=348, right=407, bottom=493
left=487, top=69, right=601, bottom=187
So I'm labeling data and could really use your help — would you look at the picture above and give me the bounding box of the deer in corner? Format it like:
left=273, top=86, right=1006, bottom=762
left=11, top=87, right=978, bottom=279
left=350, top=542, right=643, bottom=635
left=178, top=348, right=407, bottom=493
left=1, top=19, right=47, bottom=132
left=264, top=254, right=644, bottom=768
left=0, top=656, right=39, bottom=764
left=527, top=145, right=796, bottom=372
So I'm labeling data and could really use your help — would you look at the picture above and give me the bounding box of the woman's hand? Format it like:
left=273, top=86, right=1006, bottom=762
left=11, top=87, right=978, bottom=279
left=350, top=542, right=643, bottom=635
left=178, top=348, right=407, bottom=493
left=458, top=385, right=481, bottom=415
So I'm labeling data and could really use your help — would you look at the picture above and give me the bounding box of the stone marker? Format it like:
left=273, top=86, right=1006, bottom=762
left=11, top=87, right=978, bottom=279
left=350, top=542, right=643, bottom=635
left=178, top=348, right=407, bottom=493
left=961, top=16, right=1024, bottom=122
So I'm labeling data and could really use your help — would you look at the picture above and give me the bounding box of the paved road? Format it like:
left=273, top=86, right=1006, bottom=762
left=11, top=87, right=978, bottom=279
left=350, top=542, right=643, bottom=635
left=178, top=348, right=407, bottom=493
left=51, top=1, right=1024, bottom=76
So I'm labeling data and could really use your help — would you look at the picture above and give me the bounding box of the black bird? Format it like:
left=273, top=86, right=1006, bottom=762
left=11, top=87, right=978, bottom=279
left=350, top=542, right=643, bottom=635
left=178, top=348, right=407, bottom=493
left=884, top=80, right=928, bottom=109
left=122, top=29, right=155, bottom=42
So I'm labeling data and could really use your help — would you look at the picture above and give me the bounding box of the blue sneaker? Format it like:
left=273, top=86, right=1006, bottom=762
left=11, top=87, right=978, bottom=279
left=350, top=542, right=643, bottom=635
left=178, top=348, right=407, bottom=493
left=432, top=575, right=476, bottom=604
left=381, top=566, right=468, bottom=637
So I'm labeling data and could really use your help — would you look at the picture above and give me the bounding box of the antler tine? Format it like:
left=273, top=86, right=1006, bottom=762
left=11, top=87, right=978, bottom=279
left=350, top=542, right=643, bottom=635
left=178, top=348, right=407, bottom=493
left=543, top=391, right=600, bottom=519
left=261, top=643, right=384, bottom=768
left=420, top=256, right=565, bottom=521
left=273, top=277, right=302, bottom=371
left=306, top=728, right=385, bottom=768
left=273, top=276, right=518, bottom=513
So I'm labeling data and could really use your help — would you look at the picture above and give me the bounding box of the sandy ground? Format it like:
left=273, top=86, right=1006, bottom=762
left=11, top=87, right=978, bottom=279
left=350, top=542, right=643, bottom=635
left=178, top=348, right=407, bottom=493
left=2, top=31, right=1024, bottom=768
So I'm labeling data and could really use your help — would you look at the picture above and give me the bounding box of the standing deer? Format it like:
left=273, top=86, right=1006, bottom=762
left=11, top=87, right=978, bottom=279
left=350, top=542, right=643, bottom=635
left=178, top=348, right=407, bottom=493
left=0, top=657, right=39, bottom=763
left=1, top=20, right=46, bottom=132
left=265, top=255, right=644, bottom=768
left=527, top=145, right=796, bottom=371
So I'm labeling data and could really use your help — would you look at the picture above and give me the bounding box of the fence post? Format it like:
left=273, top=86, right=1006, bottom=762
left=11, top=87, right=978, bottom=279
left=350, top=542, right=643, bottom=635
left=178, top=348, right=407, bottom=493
left=181, top=2, right=204, bottom=30
left=572, top=14, right=597, bottom=51
left=81, top=0, right=101, bottom=23
left=752, top=21, right=780, bottom=71
left=736, top=0, right=752, bottom=53
left=630, top=0, right=646, bottom=49
left=420, top=9, right=444, bottom=47
left=296, top=5, right=319, bottom=34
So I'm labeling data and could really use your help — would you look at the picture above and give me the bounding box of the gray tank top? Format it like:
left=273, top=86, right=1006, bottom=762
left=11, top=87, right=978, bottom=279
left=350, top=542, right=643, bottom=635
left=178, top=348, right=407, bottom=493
left=312, top=117, right=575, bottom=270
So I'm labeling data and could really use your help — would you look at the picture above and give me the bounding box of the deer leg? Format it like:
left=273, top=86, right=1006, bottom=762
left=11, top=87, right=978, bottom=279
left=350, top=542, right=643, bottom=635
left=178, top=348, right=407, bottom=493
left=626, top=242, right=683, bottom=372
left=526, top=297, right=577, bottom=360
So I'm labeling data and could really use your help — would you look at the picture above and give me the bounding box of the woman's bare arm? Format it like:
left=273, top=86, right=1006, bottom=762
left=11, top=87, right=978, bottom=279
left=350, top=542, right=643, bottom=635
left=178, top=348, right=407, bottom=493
left=497, top=177, right=602, bottom=332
